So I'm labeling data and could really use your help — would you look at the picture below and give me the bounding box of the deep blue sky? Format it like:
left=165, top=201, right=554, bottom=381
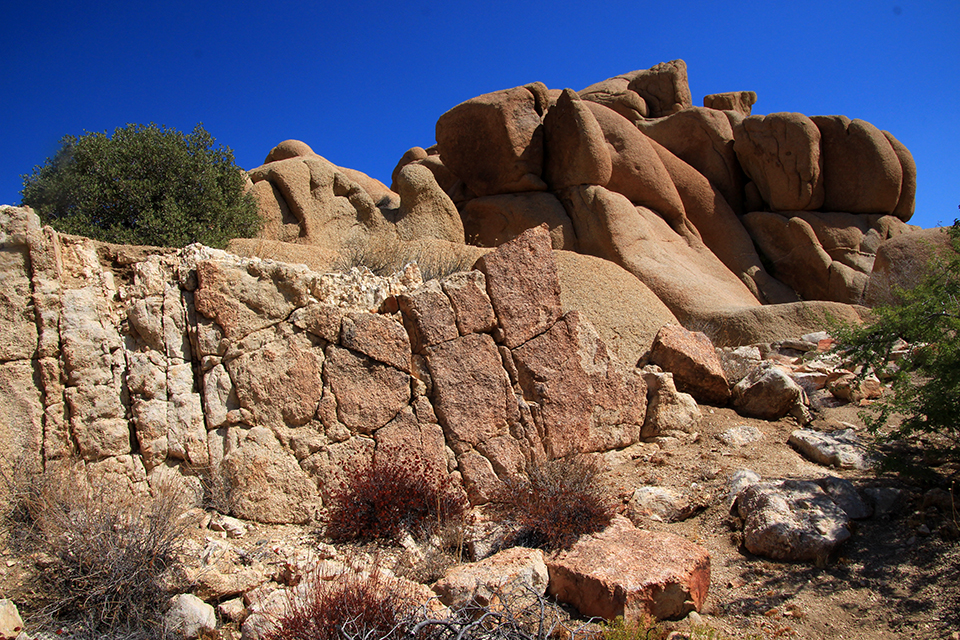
left=3, top=0, right=958, bottom=229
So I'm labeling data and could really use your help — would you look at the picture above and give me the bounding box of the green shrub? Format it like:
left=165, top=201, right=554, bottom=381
left=834, top=219, right=960, bottom=464
left=21, top=122, right=261, bottom=248
left=495, top=456, right=616, bottom=551
left=325, top=454, right=467, bottom=544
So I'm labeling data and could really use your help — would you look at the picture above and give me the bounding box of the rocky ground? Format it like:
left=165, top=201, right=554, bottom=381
left=602, top=403, right=960, bottom=639
left=2, top=400, right=957, bottom=640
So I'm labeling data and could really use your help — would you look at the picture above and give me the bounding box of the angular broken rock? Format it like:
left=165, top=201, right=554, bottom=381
left=474, top=224, right=563, bottom=348
left=736, top=479, right=851, bottom=562
left=546, top=515, right=709, bottom=622
left=433, top=546, right=548, bottom=609
left=650, top=324, right=729, bottom=405
left=732, top=362, right=804, bottom=420
left=788, top=428, right=874, bottom=470
left=627, top=486, right=695, bottom=523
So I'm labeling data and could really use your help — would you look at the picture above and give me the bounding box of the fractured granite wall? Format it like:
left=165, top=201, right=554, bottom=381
left=0, top=207, right=647, bottom=524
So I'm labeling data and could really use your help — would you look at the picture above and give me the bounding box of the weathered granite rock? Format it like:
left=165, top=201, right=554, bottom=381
left=512, top=311, right=646, bottom=458
left=736, top=479, right=852, bottom=562
left=704, top=91, right=757, bottom=117
left=734, top=113, right=824, bottom=212
left=474, top=225, right=563, bottom=348
left=435, top=84, right=547, bottom=197
left=0, top=598, right=24, bottom=640
left=459, top=192, right=576, bottom=250
left=543, top=88, right=612, bottom=189
left=546, top=515, right=710, bottom=622
left=624, top=59, right=692, bottom=118
left=440, top=270, right=497, bottom=336
left=732, top=362, right=804, bottom=420
left=627, top=486, right=696, bottom=523
left=164, top=594, right=217, bottom=640
left=788, top=428, right=874, bottom=470
left=811, top=115, right=902, bottom=215
left=433, top=546, right=548, bottom=609
left=650, top=325, right=729, bottom=405
left=641, top=369, right=700, bottom=438
left=222, top=434, right=318, bottom=524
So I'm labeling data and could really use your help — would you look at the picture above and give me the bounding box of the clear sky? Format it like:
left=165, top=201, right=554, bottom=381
left=3, top=0, right=957, bottom=230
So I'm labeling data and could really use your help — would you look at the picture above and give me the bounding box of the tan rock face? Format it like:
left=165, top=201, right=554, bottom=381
left=734, top=112, right=824, bottom=212
left=624, top=59, right=693, bottom=118
left=638, top=107, right=744, bottom=214
left=811, top=115, right=902, bottom=215
left=703, top=91, right=757, bottom=117
left=546, top=516, right=710, bottom=622
left=542, top=88, right=612, bottom=189
left=459, top=192, right=576, bottom=250
left=435, top=84, right=547, bottom=197
left=583, top=102, right=688, bottom=229
left=864, top=227, right=950, bottom=307
left=650, top=325, right=730, bottom=405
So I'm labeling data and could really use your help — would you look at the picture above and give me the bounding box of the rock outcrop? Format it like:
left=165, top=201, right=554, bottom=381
left=0, top=212, right=656, bottom=521
left=242, top=59, right=922, bottom=332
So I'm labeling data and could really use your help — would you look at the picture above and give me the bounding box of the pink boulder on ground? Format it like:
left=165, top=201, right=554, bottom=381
left=546, top=515, right=710, bottom=622
left=649, top=324, right=730, bottom=405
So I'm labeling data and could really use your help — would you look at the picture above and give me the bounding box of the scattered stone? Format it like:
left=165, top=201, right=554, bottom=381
left=732, top=362, right=804, bottom=420
left=217, top=597, right=248, bottom=623
left=627, top=486, right=696, bottom=523
left=433, top=547, right=548, bottom=609
left=864, top=487, right=904, bottom=517
left=726, top=469, right=761, bottom=509
left=164, top=594, right=217, bottom=640
left=546, top=515, right=710, bottom=622
left=650, top=325, right=730, bottom=405
left=788, top=428, right=873, bottom=470
left=815, top=476, right=872, bottom=520
left=716, top=425, right=763, bottom=447
left=0, top=600, right=24, bottom=640
left=736, top=480, right=852, bottom=562
left=209, top=513, right=248, bottom=538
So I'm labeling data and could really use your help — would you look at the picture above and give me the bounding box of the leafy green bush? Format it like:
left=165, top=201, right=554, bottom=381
left=495, top=456, right=616, bottom=551
left=835, top=219, right=960, bottom=463
left=21, top=123, right=261, bottom=248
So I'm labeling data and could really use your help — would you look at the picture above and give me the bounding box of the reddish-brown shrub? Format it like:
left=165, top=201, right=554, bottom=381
left=325, top=454, right=467, bottom=543
left=262, top=568, right=422, bottom=640
left=495, top=456, right=616, bottom=551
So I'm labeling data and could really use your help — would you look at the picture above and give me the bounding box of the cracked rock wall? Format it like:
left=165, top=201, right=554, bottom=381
left=0, top=208, right=648, bottom=524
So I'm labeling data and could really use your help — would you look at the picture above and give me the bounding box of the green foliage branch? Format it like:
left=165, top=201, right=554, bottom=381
left=835, top=219, right=960, bottom=462
left=21, top=122, right=261, bottom=248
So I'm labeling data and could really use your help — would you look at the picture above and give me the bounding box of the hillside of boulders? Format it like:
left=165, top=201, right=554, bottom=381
left=0, top=59, right=957, bottom=640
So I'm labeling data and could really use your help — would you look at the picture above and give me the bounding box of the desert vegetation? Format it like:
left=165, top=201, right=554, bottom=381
left=1, top=466, right=194, bottom=639
left=20, top=123, right=261, bottom=248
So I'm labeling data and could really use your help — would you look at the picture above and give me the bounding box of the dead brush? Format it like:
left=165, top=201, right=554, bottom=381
left=262, top=565, right=425, bottom=640
left=493, top=456, right=616, bottom=551
left=325, top=453, right=467, bottom=545
left=3, top=467, right=194, bottom=639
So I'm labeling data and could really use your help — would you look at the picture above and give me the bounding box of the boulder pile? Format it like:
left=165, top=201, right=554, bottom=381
left=242, top=59, right=921, bottom=335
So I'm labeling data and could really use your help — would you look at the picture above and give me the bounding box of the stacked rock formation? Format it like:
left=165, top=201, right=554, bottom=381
left=244, top=59, right=918, bottom=334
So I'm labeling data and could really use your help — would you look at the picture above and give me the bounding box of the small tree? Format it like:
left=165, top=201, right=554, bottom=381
left=835, top=218, right=960, bottom=463
left=21, top=123, right=261, bottom=248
